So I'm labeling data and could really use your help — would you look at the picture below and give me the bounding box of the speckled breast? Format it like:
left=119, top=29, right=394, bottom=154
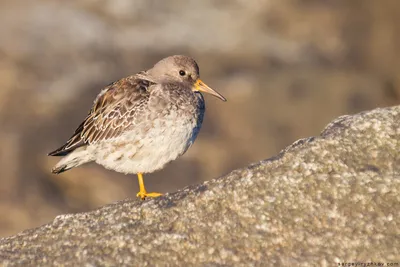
left=94, top=91, right=205, bottom=174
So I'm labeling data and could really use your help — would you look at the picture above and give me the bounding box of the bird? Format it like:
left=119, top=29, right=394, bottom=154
left=48, top=55, right=226, bottom=200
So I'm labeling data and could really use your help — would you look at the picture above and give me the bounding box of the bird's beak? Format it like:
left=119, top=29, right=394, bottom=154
left=194, top=79, right=227, bottom=102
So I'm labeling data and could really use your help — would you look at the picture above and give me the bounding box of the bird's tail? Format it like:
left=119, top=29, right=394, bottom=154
left=51, top=147, right=94, bottom=174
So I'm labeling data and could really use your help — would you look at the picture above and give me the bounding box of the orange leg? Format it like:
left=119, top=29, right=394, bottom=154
left=136, top=172, right=162, bottom=200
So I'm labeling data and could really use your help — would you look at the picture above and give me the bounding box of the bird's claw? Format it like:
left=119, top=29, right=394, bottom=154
left=136, top=191, right=162, bottom=200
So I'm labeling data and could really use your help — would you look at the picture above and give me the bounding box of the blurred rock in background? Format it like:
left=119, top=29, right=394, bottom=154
left=0, top=0, right=399, bottom=237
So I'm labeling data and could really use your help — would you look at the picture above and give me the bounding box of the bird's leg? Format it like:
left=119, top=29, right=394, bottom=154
left=136, top=172, right=162, bottom=200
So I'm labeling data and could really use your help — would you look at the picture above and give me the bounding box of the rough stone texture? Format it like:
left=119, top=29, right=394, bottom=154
left=0, top=105, right=399, bottom=266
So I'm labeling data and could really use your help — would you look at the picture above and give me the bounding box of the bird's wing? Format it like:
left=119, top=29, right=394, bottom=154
left=48, top=73, right=156, bottom=156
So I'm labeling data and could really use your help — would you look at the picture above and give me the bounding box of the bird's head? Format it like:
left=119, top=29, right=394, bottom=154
left=148, top=55, right=226, bottom=102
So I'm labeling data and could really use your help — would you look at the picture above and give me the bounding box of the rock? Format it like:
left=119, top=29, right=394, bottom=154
left=1, top=106, right=399, bottom=266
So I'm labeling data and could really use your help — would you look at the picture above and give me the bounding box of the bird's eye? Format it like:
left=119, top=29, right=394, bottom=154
left=179, top=70, right=186, bottom=76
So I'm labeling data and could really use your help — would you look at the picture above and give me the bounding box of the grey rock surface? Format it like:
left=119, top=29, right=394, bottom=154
left=1, top=106, right=399, bottom=266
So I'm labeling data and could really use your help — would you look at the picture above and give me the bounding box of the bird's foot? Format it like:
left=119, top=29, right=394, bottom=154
left=136, top=191, right=162, bottom=200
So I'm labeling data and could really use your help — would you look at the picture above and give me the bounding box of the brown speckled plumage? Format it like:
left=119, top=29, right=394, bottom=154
left=49, top=75, right=156, bottom=155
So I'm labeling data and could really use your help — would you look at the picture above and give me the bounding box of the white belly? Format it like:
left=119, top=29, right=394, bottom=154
left=92, top=112, right=201, bottom=174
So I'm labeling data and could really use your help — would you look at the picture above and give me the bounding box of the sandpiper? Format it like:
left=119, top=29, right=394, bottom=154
left=48, top=55, right=226, bottom=200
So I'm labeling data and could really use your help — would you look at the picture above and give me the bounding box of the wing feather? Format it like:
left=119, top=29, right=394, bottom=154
left=48, top=74, right=156, bottom=156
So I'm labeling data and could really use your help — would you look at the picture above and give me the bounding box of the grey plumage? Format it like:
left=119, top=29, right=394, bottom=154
left=48, top=55, right=226, bottom=198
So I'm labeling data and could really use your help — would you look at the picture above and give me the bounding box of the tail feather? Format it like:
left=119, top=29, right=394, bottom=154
left=52, top=164, right=70, bottom=174
left=51, top=147, right=93, bottom=174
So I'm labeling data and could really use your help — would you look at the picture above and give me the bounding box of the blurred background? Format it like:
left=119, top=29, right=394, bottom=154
left=1, top=0, right=399, bottom=237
